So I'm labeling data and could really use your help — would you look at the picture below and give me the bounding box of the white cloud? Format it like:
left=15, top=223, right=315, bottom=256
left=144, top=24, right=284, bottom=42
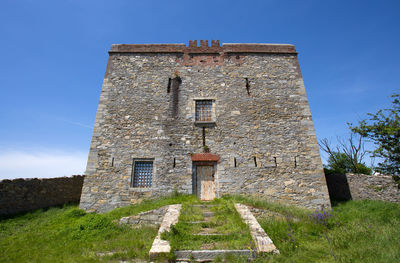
left=0, top=150, right=88, bottom=180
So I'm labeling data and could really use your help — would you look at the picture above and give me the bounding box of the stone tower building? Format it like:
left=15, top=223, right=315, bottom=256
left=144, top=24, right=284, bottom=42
left=79, top=40, right=330, bottom=213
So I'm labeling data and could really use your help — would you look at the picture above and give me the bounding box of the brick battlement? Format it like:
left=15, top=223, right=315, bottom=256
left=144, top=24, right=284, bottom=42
left=109, top=40, right=297, bottom=54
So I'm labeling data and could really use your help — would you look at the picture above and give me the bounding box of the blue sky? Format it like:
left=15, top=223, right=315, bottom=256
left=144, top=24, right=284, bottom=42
left=0, top=0, right=399, bottom=179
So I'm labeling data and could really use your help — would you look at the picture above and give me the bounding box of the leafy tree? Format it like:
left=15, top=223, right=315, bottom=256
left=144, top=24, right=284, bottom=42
left=319, top=133, right=371, bottom=175
left=326, top=152, right=352, bottom=174
left=351, top=94, right=400, bottom=175
left=324, top=152, right=371, bottom=175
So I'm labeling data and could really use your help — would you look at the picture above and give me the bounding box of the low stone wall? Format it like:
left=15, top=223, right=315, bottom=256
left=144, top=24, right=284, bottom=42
left=325, top=173, right=400, bottom=203
left=119, top=206, right=168, bottom=227
left=347, top=173, right=400, bottom=202
left=0, top=175, right=84, bottom=216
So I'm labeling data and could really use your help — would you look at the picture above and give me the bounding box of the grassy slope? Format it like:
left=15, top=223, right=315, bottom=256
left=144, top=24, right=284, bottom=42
left=0, top=194, right=196, bottom=263
left=229, top=195, right=400, bottom=263
left=1, top=195, right=399, bottom=262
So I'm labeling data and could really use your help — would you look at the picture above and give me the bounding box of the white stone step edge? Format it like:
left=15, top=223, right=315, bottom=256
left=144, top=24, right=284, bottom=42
left=234, top=203, right=280, bottom=254
left=149, top=204, right=182, bottom=259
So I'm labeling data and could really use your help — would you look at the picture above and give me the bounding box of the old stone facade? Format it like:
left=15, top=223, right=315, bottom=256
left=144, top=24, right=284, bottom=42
left=80, top=40, right=330, bottom=213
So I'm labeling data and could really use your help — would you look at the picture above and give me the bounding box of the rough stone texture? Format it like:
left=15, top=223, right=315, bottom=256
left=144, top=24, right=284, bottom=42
left=0, top=175, right=84, bottom=216
left=235, top=203, right=279, bottom=254
left=326, top=173, right=400, bottom=203
left=119, top=205, right=168, bottom=227
left=80, top=40, right=330, bottom=213
left=149, top=204, right=182, bottom=260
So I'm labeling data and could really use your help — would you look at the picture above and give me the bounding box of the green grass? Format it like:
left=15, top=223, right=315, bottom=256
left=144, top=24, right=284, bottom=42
left=1, top=194, right=400, bottom=262
left=0, top=194, right=197, bottom=263
left=226, top=195, right=400, bottom=263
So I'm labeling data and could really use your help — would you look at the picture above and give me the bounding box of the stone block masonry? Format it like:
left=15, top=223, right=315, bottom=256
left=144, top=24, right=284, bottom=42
left=80, top=40, right=331, bottom=213
left=119, top=205, right=168, bottom=227
left=0, top=175, right=84, bottom=216
left=149, top=204, right=182, bottom=260
left=325, top=173, right=400, bottom=203
left=235, top=203, right=279, bottom=254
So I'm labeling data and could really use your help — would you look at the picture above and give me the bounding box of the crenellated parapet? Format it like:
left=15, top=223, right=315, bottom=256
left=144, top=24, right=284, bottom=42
left=108, top=40, right=296, bottom=67
left=109, top=40, right=297, bottom=54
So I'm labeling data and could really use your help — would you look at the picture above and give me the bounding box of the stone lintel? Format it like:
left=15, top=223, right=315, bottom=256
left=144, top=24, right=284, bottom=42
left=190, top=153, right=220, bottom=162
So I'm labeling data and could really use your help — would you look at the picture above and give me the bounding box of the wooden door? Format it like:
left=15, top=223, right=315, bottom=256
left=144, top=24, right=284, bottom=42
left=196, top=165, right=215, bottom=201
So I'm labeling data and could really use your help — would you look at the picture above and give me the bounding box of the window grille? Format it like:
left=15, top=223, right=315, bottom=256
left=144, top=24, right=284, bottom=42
left=132, top=161, right=153, bottom=187
left=195, top=100, right=213, bottom=121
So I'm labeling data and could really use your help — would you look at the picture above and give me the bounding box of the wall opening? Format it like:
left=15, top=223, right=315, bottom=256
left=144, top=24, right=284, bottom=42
left=171, top=76, right=182, bottom=118
left=234, top=157, right=237, bottom=167
left=245, top=78, right=250, bottom=95
left=274, top=157, right=277, bottom=167
left=202, top=127, right=206, bottom=146
left=294, top=156, right=297, bottom=168
left=167, top=78, right=171, bottom=93
left=173, top=158, right=176, bottom=168
left=254, top=156, right=257, bottom=167
left=131, top=160, right=153, bottom=188
left=111, top=157, right=114, bottom=167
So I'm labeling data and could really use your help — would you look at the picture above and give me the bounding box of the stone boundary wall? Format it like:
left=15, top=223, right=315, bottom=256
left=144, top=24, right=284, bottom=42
left=325, top=173, right=400, bottom=203
left=119, top=205, right=168, bottom=227
left=0, top=175, right=84, bottom=216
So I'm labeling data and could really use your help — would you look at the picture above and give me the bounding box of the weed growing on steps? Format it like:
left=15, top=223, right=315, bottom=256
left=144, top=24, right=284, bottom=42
left=162, top=198, right=254, bottom=250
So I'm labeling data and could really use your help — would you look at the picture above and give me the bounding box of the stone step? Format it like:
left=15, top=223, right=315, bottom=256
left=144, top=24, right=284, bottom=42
left=187, top=221, right=208, bottom=224
left=202, top=211, right=214, bottom=217
left=193, top=233, right=228, bottom=236
left=192, top=204, right=215, bottom=208
left=175, top=249, right=255, bottom=262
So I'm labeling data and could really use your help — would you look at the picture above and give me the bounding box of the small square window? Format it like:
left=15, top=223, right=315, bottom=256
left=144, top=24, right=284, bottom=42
left=132, top=161, right=153, bottom=187
left=195, top=100, right=213, bottom=122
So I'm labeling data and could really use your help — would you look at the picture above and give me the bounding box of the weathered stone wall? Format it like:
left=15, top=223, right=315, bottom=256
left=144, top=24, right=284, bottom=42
left=119, top=205, right=168, bottom=227
left=347, top=173, right=400, bottom=202
left=325, top=173, right=400, bottom=203
left=80, top=41, right=330, bottom=213
left=0, top=175, right=84, bottom=216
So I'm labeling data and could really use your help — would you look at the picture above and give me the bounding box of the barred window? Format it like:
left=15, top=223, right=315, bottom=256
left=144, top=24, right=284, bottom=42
left=132, top=161, right=153, bottom=187
left=195, top=100, right=213, bottom=122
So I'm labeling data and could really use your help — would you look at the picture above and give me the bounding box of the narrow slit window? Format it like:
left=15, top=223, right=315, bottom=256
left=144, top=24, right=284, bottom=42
left=254, top=157, right=257, bottom=167
left=195, top=100, right=213, bottom=122
left=234, top=157, right=237, bottom=167
left=245, top=78, right=250, bottom=95
left=132, top=161, right=153, bottom=187
left=167, top=78, right=171, bottom=93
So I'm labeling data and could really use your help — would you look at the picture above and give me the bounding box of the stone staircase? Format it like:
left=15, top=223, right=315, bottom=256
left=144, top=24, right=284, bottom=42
left=149, top=202, right=279, bottom=262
